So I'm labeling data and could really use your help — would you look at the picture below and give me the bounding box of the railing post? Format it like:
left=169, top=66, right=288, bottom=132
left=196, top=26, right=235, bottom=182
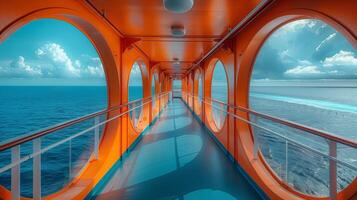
left=68, top=139, right=72, bottom=180
left=285, top=139, right=289, bottom=183
left=33, top=138, right=41, bottom=200
left=251, top=115, right=259, bottom=160
left=94, top=116, right=100, bottom=160
left=11, top=145, right=20, bottom=200
left=149, top=97, right=153, bottom=123
left=220, top=103, right=224, bottom=129
left=132, top=103, right=136, bottom=127
left=329, top=141, right=337, bottom=200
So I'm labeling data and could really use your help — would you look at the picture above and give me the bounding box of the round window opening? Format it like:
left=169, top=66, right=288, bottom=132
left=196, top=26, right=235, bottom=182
left=194, top=70, right=203, bottom=115
left=151, top=74, right=156, bottom=106
left=198, top=74, right=203, bottom=100
left=151, top=73, right=158, bottom=117
left=249, top=19, right=357, bottom=197
left=128, top=62, right=144, bottom=130
left=210, top=60, right=228, bottom=131
left=0, top=19, right=107, bottom=197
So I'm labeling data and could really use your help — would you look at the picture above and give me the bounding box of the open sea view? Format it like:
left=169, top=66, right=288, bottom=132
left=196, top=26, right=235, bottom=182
left=0, top=86, right=145, bottom=197
left=0, top=83, right=356, bottom=197
left=250, top=82, right=357, bottom=196
left=212, top=80, right=357, bottom=196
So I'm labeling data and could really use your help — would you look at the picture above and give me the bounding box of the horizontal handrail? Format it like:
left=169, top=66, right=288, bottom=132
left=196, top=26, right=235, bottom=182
left=203, top=98, right=357, bottom=171
left=0, top=96, right=163, bottom=174
left=0, top=92, right=171, bottom=152
left=235, top=106, right=357, bottom=149
left=183, top=92, right=357, bottom=148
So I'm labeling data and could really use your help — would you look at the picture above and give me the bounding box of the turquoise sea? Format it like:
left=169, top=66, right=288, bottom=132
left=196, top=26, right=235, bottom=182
left=0, top=83, right=356, bottom=197
left=249, top=84, right=357, bottom=196
left=0, top=86, right=143, bottom=197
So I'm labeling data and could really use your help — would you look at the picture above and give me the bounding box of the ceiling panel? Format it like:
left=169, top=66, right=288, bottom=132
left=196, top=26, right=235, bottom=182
left=88, top=0, right=262, bottom=75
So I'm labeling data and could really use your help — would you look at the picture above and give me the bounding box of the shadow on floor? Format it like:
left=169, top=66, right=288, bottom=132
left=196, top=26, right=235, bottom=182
left=93, top=99, right=262, bottom=200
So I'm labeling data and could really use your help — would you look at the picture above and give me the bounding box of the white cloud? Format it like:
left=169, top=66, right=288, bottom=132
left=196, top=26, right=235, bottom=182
left=36, top=43, right=81, bottom=77
left=14, top=56, right=42, bottom=76
left=285, top=65, right=321, bottom=75
left=322, top=50, right=357, bottom=67
left=35, top=43, right=104, bottom=78
left=275, top=19, right=316, bottom=36
left=0, top=43, right=104, bottom=79
left=279, top=49, right=290, bottom=61
left=315, top=33, right=336, bottom=51
left=298, top=59, right=312, bottom=66
left=0, top=56, right=42, bottom=78
left=80, top=57, right=105, bottom=78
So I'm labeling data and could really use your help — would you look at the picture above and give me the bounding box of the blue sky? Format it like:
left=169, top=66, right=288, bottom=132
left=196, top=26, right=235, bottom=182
left=0, top=19, right=106, bottom=85
left=0, top=19, right=356, bottom=86
left=128, top=62, right=143, bottom=86
left=252, top=19, right=357, bottom=81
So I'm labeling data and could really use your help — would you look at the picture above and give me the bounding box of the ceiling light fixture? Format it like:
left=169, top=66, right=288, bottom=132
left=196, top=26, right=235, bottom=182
left=163, top=0, right=194, bottom=13
left=171, top=25, right=186, bottom=37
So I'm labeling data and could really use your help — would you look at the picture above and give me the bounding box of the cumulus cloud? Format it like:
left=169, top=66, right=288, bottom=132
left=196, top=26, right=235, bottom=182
left=285, top=65, right=321, bottom=76
left=36, top=43, right=81, bottom=77
left=251, top=18, right=357, bottom=80
left=322, top=50, right=357, bottom=67
left=0, top=56, right=42, bottom=78
left=0, top=43, right=104, bottom=79
left=80, top=57, right=105, bottom=77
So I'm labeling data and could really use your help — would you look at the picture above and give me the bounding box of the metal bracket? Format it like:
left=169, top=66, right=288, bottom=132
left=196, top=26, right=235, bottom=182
left=122, top=37, right=141, bottom=51
left=222, top=39, right=234, bottom=53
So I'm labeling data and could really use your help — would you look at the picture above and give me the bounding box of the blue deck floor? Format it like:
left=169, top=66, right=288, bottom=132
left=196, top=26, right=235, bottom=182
left=92, top=99, right=262, bottom=200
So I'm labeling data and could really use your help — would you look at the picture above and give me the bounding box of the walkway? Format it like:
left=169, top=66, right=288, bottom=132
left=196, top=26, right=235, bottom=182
left=93, top=99, right=262, bottom=200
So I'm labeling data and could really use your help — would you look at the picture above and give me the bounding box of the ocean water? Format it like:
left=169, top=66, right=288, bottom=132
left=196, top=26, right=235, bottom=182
left=0, top=86, right=144, bottom=197
left=249, top=85, right=357, bottom=196
left=208, top=83, right=356, bottom=196
left=0, top=85, right=356, bottom=197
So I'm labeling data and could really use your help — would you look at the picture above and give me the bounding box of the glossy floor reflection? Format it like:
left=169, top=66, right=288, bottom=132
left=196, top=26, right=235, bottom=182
left=95, top=99, right=262, bottom=200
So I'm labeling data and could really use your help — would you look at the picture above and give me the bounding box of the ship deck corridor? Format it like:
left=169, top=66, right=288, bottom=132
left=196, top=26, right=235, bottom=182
left=91, top=99, right=262, bottom=200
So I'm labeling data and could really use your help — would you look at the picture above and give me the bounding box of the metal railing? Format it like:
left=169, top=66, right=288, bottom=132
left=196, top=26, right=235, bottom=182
left=183, top=92, right=357, bottom=199
left=0, top=92, right=172, bottom=199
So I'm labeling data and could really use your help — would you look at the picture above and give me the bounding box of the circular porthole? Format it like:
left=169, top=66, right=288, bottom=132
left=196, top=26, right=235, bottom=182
left=128, top=62, right=144, bottom=130
left=194, top=69, right=203, bottom=115
left=210, top=60, right=228, bottom=131
left=249, top=19, right=357, bottom=197
left=0, top=19, right=107, bottom=197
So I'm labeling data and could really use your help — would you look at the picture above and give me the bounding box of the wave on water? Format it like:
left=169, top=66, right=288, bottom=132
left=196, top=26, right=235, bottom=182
left=250, top=92, right=357, bottom=114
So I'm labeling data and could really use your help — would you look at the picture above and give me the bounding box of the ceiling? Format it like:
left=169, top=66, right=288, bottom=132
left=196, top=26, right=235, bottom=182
left=88, top=0, right=262, bottom=77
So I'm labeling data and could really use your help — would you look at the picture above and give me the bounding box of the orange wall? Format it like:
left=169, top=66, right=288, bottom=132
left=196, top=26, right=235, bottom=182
left=0, top=1, right=171, bottom=199
left=183, top=1, right=357, bottom=200
left=0, top=0, right=356, bottom=199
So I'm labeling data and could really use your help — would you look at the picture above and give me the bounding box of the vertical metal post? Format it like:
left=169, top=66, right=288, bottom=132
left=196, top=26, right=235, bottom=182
left=68, top=139, right=72, bottom=180
left=251, top=115, right=258, bottom=160
left=219, top=103, right=224, bottom=128
left=94, top=116, right=100, bottom=160
left=329, top=141, right=337, bottom=200
left=11, top=145, right=20, bottom=200
left=33, top=138, right=41, bottom=200
left=285, top=140, right=289, bottom=183
left=132, top=103, right=136, bottom=127
left=149, top=97, right=153, bottom=123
